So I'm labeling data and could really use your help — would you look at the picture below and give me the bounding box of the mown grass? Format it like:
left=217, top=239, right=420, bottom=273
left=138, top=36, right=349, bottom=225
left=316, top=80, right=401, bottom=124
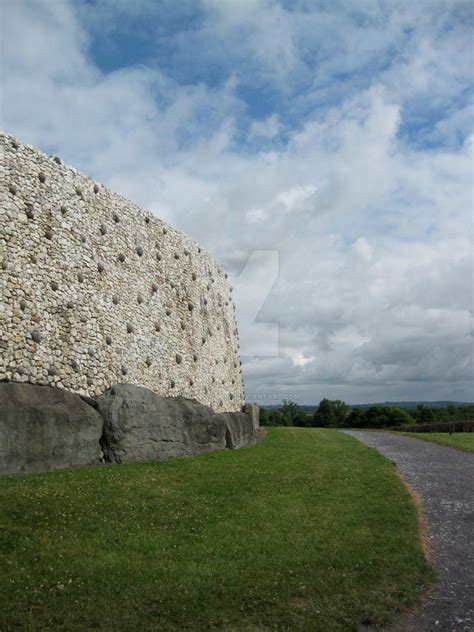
left=396, top=431, right=474, bottom=453
left=0, top=428, right=433, bottom=631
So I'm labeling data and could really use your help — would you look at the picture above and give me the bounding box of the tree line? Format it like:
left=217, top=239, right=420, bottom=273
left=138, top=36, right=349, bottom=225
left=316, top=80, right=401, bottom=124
left=259, top=399, right=474, bottom=429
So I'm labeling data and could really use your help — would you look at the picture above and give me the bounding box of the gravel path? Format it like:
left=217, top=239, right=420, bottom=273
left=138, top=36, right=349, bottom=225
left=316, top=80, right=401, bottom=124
left=342, top=431, right=474, bottom=632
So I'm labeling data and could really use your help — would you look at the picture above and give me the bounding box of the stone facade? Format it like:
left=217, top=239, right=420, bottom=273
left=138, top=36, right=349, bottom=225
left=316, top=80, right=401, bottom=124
left=0, top=133, right=244, bottom=412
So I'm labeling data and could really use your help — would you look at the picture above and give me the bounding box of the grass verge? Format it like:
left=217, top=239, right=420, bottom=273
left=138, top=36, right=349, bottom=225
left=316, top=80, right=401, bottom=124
left=0, top=428, right=433, bottom=631
left=395, top=431, right=474, bottom=453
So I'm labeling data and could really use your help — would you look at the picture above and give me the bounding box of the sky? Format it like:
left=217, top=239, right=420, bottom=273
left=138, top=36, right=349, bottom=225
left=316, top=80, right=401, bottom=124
left=1, top=0, right=473, bottom=404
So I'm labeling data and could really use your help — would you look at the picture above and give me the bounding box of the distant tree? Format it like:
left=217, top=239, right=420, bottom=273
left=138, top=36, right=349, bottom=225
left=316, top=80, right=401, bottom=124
left=276, top=410, right=293, bottom=426
left=363, top=406, right=390, bottom=428
left=345, top=403, right=474, bottom=427
left=281, top=399, right=299, bottom=425
left=293, top=410, right=312, bottom=427
left=388, top=407, right=413, bottom=426
left=414, top=404, right=435, bottom=424
left=346, top=407, right=364, bottom=428
left=360, top=406, right=413, bottom=428
left=312, top=399, right=335, bottom=427
left=312, top=407, right=324, bottom=427
left=259, top=407, right=270, bottom=426
left=332, top=400, right=349, bottom=427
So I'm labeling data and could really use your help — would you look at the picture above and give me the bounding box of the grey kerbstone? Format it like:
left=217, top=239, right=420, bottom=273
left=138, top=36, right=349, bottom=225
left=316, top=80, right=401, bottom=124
left=97, top=384, right=221, bottom=463
left=243, top=402, right=260, bottom=431
left=96, top=384, right=256, bottom=464
left=219, top=411, right=256, bottom=449
left=0, top=383, right=103, bottom=475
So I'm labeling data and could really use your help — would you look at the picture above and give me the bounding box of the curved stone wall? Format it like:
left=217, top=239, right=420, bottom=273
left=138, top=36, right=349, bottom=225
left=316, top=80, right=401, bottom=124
left=0, top=133, right=244, bottom=412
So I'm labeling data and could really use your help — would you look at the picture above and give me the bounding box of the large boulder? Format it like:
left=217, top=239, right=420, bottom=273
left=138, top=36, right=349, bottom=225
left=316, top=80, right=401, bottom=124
left=243, top=403, right=260, bottom=432
left=218, top=412, right=257, bottom=450
left=96, top=384, right=256, bottom=464
left=0, top=382, right=103, bottom=475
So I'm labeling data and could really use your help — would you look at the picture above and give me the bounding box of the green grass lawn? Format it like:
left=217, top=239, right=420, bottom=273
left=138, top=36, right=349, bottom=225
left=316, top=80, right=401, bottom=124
left=0, top=428, right=433, bottom=631
left=396, top=432, right=474, bottom=453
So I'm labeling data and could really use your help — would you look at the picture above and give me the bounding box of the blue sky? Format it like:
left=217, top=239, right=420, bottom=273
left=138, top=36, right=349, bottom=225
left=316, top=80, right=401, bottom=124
left=81, top=0, right=473, bottom=147
left=2, top=0, right=473, bottom=403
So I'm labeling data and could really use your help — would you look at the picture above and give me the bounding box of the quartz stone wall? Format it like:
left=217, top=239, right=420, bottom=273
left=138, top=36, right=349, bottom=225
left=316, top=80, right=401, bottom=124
left=0, top=133, right=244, bottom=412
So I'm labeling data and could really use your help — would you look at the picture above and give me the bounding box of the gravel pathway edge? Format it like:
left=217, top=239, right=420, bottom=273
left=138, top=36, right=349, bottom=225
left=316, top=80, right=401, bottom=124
left=341, top=431, right=474, bottom=632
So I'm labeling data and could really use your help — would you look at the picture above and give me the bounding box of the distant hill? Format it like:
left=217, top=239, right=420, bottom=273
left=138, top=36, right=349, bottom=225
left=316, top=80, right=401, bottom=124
left=262, top=401, right=474, bottom=412
left=349, top=401, right=474, bottom=410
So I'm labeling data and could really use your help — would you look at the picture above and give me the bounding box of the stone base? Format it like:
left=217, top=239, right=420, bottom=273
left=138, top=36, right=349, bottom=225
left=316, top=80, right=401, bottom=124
left=0, top=382, right=259, bottom=474
left=97, top=384, right=257, bottom=464
left=0, top=382, right=103, bottom=475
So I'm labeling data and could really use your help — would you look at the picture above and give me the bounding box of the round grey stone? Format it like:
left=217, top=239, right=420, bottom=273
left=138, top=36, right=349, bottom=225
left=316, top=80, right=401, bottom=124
left=31, top=331, right=42, bottom=343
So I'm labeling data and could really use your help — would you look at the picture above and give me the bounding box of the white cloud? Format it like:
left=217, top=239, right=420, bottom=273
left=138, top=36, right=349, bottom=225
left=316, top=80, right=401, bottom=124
left=353, top=238, right=372, bottom=261
left=246, top=208, right=267, bottom=224
left=203, top=0, right=298, bottom=77
left=276, top=185, right=317, bottom=213
left=248, top=114, right=281, bottom=140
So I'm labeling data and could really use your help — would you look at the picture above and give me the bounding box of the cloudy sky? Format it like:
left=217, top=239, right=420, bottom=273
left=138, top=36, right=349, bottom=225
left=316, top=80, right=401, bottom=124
left=2, top=0, right=473, bottom=404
